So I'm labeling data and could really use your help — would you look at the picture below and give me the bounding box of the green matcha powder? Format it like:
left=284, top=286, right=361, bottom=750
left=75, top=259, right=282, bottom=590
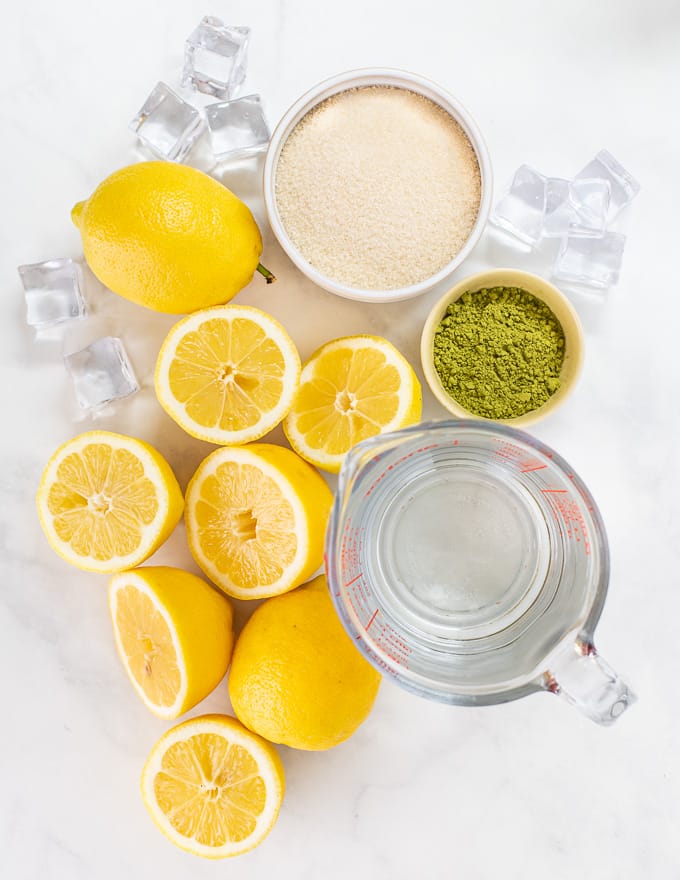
left=433, top=286, right=566, bottom=420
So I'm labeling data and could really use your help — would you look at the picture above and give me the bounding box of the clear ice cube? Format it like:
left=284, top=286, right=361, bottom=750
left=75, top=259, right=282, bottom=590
left=182, top=17, right=250, bottom=99
left=569, top=178, right=611, bottom=236
left=552, top=231, right=626, bottom=289
left=19, top=258, right=88, bottom=329
left=576, top=150, right=640, bottom=221
left=129, top=82, right=205, bottom=162
left=490, top=165, right=547, bottom=246
left=64, top=336, right=139, bottom=412
left=206, top=94, right=270, bottom=159
left=542, top=178, right=611, bottom=238
left=543, top=178, right=573, bottom=238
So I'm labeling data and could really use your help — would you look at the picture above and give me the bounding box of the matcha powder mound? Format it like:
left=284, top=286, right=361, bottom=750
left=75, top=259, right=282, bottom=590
left=433, top=286, right=566, bottom=420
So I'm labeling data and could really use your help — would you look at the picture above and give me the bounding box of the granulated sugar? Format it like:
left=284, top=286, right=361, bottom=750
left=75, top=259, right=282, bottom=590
left=275, top=86, right=482, bottom=291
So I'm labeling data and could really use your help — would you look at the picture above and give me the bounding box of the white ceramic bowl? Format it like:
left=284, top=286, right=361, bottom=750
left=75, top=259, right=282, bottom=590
left=263, top=68, right=493, bottom=303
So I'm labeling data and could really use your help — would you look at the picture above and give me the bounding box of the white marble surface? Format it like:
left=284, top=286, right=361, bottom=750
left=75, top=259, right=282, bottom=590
left=2, top=1, right=680, bottom=877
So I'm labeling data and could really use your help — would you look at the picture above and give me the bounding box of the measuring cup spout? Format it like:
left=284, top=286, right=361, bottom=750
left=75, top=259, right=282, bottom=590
left=544, top=639, right=636, bottom=725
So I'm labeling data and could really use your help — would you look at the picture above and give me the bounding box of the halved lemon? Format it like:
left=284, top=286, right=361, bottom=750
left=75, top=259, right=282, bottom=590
left=109, top=566, right=233, bottom=719
left=141, top=714, right=284, bottom=859
left=155, top=305, right=301, bottom=445
left=36, top=431, right=183, bottom=573
left=185, top=443, right=332, bottom=600
left=283, top=335, right=422, bottom=473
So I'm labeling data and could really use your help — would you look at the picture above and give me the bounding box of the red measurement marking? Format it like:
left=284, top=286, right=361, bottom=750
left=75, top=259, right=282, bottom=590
left=494, top=442, right=523, bottom=461
left=344, top=573, right=363, bottom=587
left=366, top=608, right=380, bottom=630
left=520, top=464, right=547, bottom=473
left=542, top=489, right=592, bottom=556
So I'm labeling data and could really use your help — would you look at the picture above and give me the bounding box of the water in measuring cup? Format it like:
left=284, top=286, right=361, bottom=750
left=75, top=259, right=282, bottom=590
left=374, top=462, right=550, bottom=638
left=335, top=430, right=604, bottom=698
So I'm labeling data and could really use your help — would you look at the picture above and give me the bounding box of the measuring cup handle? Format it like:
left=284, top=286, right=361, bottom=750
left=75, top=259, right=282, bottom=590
left=544, top=639, right=636, bottom=725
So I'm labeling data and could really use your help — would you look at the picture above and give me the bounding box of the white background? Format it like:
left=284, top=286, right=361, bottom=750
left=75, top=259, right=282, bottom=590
left=2, top=1, right=679, bottom=878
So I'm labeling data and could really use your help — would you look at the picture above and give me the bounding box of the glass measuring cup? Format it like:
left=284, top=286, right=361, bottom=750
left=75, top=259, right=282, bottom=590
left=325, top=420, right=635, bottom=725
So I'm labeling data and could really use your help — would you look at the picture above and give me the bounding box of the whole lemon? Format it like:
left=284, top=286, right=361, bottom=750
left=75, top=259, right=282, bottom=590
left=71, top=162, right=273, bottom=314
left=228, top=575, right=381, bottom=750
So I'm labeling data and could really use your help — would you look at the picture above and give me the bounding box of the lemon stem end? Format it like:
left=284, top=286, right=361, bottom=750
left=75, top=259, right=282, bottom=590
left=71, top=201, right=85, bottom=228
left=256, top=263, right=276, bottom=284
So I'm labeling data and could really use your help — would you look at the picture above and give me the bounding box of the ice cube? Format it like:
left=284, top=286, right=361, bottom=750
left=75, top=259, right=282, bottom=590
left=64, top=336, right=139, bottom=412
left=543, top=178, right=573, bottom=238
left=542, top=178, right=612, bottom=238
left=19, top=258, right=88, bottom=329
left=182, top=17, right=250, bottom=99
left=569, top=178, right=611, bottom=236
left=576, top=150, right=640, bottom=221
left=129, top=82, right=205, bottom=162
left=552, top=232, right=626, bottom=289
left=206, top=94, right=270, bottom=159
left=490, top=165, right=547, bottom=246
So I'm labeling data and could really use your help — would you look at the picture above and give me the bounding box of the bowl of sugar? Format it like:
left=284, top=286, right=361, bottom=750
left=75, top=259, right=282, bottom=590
left=263, top=69, right=492, bottom=303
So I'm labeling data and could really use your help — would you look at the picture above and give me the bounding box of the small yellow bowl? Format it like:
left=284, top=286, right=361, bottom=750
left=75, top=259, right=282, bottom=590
left=420, top=268, right=585, bottom=427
